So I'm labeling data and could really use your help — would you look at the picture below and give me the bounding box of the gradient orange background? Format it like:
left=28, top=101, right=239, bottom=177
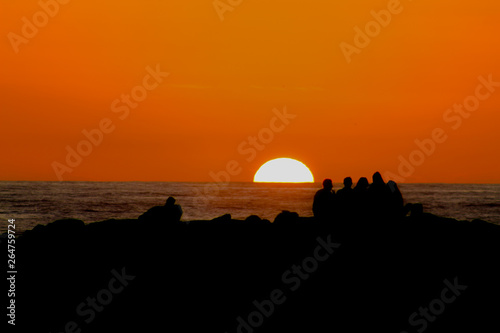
left=1, top=0, right=499, bottom=183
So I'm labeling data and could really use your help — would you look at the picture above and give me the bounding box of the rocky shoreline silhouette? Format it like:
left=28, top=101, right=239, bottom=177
left=8, top=203, right=500, bottom=333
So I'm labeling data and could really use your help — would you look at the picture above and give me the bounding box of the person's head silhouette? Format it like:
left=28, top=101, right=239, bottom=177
left=322, top=179, right=333, bottom=191
left=372, top=172, right=384, bottom=185
left=355, top=177, right=369, bottom=190
left=387, top=180, right=399, bottom=193
left=343, top=177, right=353, bottom=189
left=165, top=197, right=176, bottom=206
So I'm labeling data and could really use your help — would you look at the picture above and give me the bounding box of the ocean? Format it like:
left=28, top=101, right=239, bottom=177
left=1, top=181, right=499, bottom=234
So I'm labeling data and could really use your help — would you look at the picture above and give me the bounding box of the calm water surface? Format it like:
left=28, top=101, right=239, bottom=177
left=1, top=181, right=499, bottom=233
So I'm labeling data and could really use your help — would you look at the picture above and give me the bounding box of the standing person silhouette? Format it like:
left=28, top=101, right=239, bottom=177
left=313, top=179, right=335, bottom=220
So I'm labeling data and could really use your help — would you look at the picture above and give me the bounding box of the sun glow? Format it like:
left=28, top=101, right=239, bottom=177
left=253, top=158, right=314, bottom=183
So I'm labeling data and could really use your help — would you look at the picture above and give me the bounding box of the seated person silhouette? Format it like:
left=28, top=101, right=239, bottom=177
left=368, top=172, right=391, bottom=217
left=387, top=180, right=410, bottom=218
left=139, top=197, right=183, bottom=223
left=354, top=177, right=370, bottom=193
left=313, top=179, right=335, bottom=219
left=353, top=177, right=369, bottom=218
left=387, top=180, right=403, bottom=202
left=336, top=177, right=354, bottom=216
left=368, top=172, right=386, bottom=193
left=353, top=177, right=369, bottom=194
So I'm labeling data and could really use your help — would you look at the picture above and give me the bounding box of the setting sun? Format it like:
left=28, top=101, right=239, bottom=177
left=253, top=158, right=314, bottom=183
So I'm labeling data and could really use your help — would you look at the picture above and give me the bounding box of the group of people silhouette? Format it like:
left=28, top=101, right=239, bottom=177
left=138, top=172, right=408, bottom=225
left=313, top=172, right=407, bottom=220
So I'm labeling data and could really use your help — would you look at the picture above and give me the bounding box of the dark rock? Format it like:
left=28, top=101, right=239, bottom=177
left=13, top=212, right=500, bottom=333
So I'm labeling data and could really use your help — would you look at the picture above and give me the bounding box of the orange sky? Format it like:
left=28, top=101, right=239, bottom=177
left=1, top=0, right=499, bottom=183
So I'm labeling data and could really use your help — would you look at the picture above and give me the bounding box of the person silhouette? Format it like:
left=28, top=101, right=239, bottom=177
left=353, top=177, right=369, bottom=218
left=337, top=177, right=353, bottom=196
left=139, top=196, right=183, bottom=223
left=336, top=177, right=354, bottom=217
left=353, top=177, right=369, bottom=193
left=313, top=179, right=335, bottom=220
left=368, top=172, right=390, bottom=217
left=164, top=197, right=183, bottom=221
left=387, top=180, right=407, bottom=218
left=369, top=172, right=385, bottom=192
